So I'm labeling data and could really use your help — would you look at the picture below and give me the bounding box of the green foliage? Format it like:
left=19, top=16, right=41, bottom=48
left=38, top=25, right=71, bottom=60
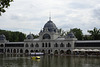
left=0, top=0, right=13, bottom=15
left=32, top=34, right=39, bottom=39
left=69, top=28, right=83, bottom=40
left=83, top=35, right=92, bottom=40
left=88, top=27, right=100, bottom=40
left=58, top=28, right=68, bottom=36
left=0, top=29, right=26, bottom=42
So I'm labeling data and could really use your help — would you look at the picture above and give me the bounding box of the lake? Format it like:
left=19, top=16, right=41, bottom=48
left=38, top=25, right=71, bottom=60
left=0, top=54, right=100, bottom=67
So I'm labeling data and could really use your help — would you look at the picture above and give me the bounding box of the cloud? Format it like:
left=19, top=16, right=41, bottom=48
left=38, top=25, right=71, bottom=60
left=0, top=0, right=100, bottom=35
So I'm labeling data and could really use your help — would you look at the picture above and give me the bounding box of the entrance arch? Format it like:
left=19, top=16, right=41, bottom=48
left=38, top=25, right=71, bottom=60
left=20, top=49, right=23, bottom=53
left=42, top=50, right=45, bottom=54
left=54, top=50, right=58, bottom=54
left=7, top=49, right=10, bottom=53
left=17, top=49, right=19, bottom=53
left=66, top=50, right=71, bottom=54
left=48, top=50, right=51, bottom=54
left=25, top=49, right=29, bottom=53
left=30, top=50, right=34, bottom=53
left=60, top=50, right=64, bottom=54
left=35, top=50, right=39, bottom=52
left=13, top=49, right=16, bottom=53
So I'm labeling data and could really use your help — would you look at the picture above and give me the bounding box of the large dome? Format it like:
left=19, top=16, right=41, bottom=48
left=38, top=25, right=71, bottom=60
left=43, top=20, right=57, bottom=32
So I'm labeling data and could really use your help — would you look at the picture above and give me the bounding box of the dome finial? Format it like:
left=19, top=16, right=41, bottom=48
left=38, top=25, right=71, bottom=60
left=49, top=12, right=51, bottom=21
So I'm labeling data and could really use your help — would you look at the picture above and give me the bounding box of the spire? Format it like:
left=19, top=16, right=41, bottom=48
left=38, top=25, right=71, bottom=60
left=49, top=12, right=51, bottom=21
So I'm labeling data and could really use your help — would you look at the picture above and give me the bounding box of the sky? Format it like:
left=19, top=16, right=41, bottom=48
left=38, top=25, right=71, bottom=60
left=0, top=0, right=100, bottom=35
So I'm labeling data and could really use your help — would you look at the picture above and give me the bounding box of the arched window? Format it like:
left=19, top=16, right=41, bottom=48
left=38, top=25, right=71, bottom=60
left=17, top=49, right=19, bottom=53
left=7, top=49, right=10, bottom=53
left=25, top=49, right=29, bottom=53
left=25, top=44, right=28, bottom=47
left=30, top=43, right=34, bottom=47
left=30, top=50, right=34, bottom=53
left=45, top=43, right=47, bottom=47
left=43, top=34, right=51, bottom=39
left=20, top=49, right=23, bottom=53
left=68, top=43, right=71, bottom=47
left=35, top=43, right=39, bottom=47
left=54, top=50, right=58, bottom=54
left=42, top=43, right=44, bottom=47
left=60, top=50, right=64, bottom=54
left=49, top=43, right=51, bottom=47
left=0, top=44, right=4, bottom=47
left=13, top=49, right=16, bottom=53
left=60, top=43, right=64, bottom=47
left=54, top=43, right=58, bottom=47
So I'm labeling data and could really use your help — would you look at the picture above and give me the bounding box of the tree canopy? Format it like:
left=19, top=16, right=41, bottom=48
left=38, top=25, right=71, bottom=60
left=69, top=28, right=83, bottom=40
left=0, top=0, right=13, bottom=15
left=0, top=29, right=26, bottom=42
left=88, top=27, right=100, bottom=40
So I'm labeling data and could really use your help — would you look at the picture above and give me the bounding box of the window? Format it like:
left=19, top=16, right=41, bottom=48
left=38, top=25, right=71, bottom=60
left=42, top=43, right=44, bottom=47
left=43, top=34, right=51, bottom=39
left=25, top=44, right=28, bottom=47
left=45, top=43, right=47, bottom=47
left=0, top=44, right=4, bottom=47
left=30, top=44, right=34, bottom=47
left=68, top=43, right=71, bottom=47
left=54, top=43, right=58, bottom=47
left=49, top=43, right=51, bottom=47
left=60, top=43, right=64, bottom=47
left=35, top=43, right=39, bottom=47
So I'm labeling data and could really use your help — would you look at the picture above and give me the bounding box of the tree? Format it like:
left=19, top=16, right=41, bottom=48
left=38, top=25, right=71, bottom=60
left=18, top=32, right=26, bottom=42
left=58, top=28, right=67, bottom=36
left=69, top=28, right=83, bottom=40
left=0, top=0, right=13, bottom=15
left=0, top=29, right=26, bottom=42
left=32, top=34, right=39, bottom=39
left=88, top=27, right=100, bottom=40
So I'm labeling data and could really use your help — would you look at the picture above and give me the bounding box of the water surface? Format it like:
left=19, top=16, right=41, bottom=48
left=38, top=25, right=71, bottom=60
left=0, top=55, right=100, bottom=67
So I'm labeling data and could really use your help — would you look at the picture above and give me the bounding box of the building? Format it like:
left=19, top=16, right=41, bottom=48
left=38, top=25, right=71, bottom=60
left=0, top=18, right=100, bottom=55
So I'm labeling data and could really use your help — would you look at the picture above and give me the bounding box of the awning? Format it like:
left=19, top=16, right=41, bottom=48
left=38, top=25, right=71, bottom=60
left=73, top=49, right=79, bottom=51
left=80, top=49, right=86, bottom=51
left=93, top=49, right=100, bottom=51
left=87, top=49, right=93, bottom=51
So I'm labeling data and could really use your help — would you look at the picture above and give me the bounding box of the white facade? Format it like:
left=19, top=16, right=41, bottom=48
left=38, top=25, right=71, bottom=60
left=24, top=19, right=77, bottom=55
left=0, top=19, right=100, bottom=55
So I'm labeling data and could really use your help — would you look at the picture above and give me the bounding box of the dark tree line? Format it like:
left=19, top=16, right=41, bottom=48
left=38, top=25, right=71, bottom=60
left=59, top=27, right=100, bottom=40
left=0, top=29, right=26, bottom=42
left=0, top=27, right=99, bottom=42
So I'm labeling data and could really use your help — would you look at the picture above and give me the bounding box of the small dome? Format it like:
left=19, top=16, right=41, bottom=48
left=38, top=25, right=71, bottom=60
left=66, top=32, right=76, bottom=38
left=0, top=34, right=6, bottom=40
left=43, top=20, right=57, bottom=32
left=27, top=34, right=34, bottom=39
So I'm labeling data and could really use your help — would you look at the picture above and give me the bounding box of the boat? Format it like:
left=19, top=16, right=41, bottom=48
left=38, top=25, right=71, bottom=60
left=30, top=52, right=44, bottom=56
left=31, top=56, right=40, bottom=59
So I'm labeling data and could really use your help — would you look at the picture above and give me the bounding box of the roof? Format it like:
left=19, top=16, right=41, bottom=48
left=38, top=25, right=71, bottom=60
left=56, top=37, right=65, bottom=40
left=6, top=42, right=24, bottom=44
left=76, top=40, right=100, bottom=43
left=0, top=34, right=6, bottom=40
left=43, top=20, right=57, bottom=32
left=27, top=34, right=34, bottom=39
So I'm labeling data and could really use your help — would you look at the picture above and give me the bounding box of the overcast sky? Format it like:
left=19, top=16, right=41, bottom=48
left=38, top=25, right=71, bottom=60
left=0, top=0, right=100, bottom=35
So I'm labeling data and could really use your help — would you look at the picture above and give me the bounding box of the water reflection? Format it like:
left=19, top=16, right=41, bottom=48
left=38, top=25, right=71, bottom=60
left=0, top=54, right=100, bottom=67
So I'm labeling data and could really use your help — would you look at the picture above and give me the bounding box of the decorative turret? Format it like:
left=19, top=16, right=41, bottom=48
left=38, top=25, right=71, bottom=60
left=26, top=34, right=34, bottom=39
left=66, top=32, right=76, bottom=38
left=0, top=34, right=6, bottom=40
